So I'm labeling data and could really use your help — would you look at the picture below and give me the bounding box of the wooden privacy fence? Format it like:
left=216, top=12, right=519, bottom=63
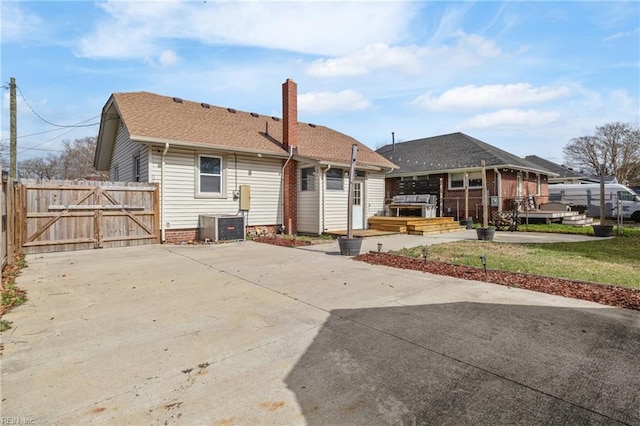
left=16, top=180, right=160, bottom=254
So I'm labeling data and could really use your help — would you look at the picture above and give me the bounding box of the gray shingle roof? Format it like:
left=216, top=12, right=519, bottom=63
left=376, top=132, right=553, bottom=176
left=523, top=155, right=588, bottom=179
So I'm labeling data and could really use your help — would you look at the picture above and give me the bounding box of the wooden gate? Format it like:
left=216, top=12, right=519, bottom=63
left=17, top=180, right=159, bottom=254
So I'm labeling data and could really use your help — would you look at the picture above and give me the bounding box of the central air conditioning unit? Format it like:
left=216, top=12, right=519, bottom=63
left=199, top=214, right=245, bottom=242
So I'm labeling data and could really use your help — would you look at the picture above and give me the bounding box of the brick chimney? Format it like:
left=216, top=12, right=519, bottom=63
left=281, top=78, right=298, bottom=234
left=282, top=78, right=297, bottom=150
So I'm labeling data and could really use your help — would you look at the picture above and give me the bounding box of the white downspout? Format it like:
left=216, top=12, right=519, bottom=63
left=494, top=167, right=502, bottom=212
left=281, top=146, right=294, bottom=233
left=321, top=164, right=331, bottom=234
left=161, top=143, right=169, bottom=242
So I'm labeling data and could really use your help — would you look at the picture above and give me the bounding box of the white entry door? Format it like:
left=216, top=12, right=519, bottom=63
left=352, top=181, right=364, bottom=229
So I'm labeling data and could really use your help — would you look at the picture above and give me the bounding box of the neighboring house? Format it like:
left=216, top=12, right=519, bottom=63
left=524, top=155, right=610, bottom=184
left=94, top=79, right=396, bottom=242
left=376, top=133, right=555, bottom=218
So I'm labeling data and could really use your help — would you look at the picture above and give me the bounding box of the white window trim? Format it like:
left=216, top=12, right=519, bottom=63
left=195, top=154, right=226, bottom=198
left=448, top=171, right=482, bottom=190
left=133, top=155, right=140, bottom=182
left=326, top=168, right=344, bottom=191
left=300, top=167, right=316, bottom=192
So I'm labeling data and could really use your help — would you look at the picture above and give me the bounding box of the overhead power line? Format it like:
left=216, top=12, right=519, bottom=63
left=13, top=84, right=101, bottom=128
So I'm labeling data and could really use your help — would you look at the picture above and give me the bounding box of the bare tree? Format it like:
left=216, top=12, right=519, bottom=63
left=563, top=122, right=640, bottom=185
left=0, top=142, right=9, bottom=172
left=58, top=136, right=108, bottom=180
left=16, top=136, right=108, bottom=181
left=18, top=155, right=61, bottom=180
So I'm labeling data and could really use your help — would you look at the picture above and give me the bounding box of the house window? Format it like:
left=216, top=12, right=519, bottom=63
left=326, top=168, right=344, bottom=190
left=355, top=170, right=366, bottom=178
left=133, top=155, right=140, bottom=182
left=113, top=165, right=119, bottom=182
left=353, top=181, right=362, bottom=205
left=449, top=172, right=482, bottom=189
left=198, top=155, right=222, bottom=195
left=517, top=174, right=523, bottom=197
left=301, top=167, right=315, bottom=191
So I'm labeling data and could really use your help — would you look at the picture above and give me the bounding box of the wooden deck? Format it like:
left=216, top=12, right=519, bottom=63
left=324, top=228, right=399, bottom=237
left=368, top=216, right=465, bottom=235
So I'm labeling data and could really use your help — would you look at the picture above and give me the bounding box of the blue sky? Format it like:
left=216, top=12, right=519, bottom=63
left=1, top=0, right=638, bottom=165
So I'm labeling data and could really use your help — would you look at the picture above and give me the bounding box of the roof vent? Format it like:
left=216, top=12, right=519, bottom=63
left=250, top=112, right=259, bottom=117
left=227, top=108, right=236, bottom=113
left=271, top=116, right=280, bottom=121
left=201, top=103, right=210, bottom=109
left=172, top=97, right=183, bottom=103
left=308, top=123, right=316, bottom=128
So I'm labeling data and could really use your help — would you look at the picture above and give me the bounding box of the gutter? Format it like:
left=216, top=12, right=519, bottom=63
left=281, top=145, right=294, bottom=234
left=132, top=135, right=290, bottom=159
left=494, top=167, right=502, bottom=212
left=321, top=164, right=331, bottom=234
left=161, top=143, right=169, bottom=242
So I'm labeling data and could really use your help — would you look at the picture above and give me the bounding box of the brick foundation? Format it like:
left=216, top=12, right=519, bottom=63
left=164, top=228, right=199, bottom=243
left=165, top=225, right=285, bottom=244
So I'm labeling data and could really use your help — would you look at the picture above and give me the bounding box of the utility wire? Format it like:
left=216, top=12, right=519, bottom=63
left=17, top=125, right=81, bottom=155
left=0, top=116, right=100, bottom=143
left=14, top=84, right=100, bottom=128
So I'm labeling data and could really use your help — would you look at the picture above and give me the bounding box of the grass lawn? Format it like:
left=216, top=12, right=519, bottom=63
left=392, top=226, right=640, bottom=289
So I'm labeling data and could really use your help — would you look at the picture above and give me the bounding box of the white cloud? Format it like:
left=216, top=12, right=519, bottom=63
left=298, top=90, right=370, bottom=114
left=158, top=50, right=180, bottom=67
left=603, top=27, right=640, bottom=42
left=0, top=3, right=45, bottom=43
left=307, top=31, right=502, bottom=78
left=75, top=1, right=417, bottom=60
left=308, top=43, right=427, bottom=77
left=460, top=109, right=560, bottom=129
left=413, top=83, right=571, bottom=111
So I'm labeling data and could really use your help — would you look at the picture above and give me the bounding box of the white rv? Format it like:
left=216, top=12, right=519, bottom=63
left=548, top=183, right=640, bottom=222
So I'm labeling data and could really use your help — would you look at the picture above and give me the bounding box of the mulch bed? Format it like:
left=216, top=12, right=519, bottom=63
left=355, top=252, right=640, bottom=311
left=253, top=236, right=311, bottom=247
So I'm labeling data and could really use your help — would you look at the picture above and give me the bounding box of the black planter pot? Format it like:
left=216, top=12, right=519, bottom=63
left=592, top=225, right=614, bottom=237
left=338, top=237, right=363, bottom=256
left=476, top=227, right=495, bottom=241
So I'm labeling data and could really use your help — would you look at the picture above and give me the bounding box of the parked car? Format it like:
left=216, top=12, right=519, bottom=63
left=548, top=183, right=640, bottom=222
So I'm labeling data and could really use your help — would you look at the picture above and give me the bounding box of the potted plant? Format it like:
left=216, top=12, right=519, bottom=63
left=476, top=160, right=495, bottom=241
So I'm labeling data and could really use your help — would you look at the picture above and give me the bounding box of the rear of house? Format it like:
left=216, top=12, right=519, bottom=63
left=377, top=133, right=555, bottom=221
left=94, top=79, right=396, bottom=242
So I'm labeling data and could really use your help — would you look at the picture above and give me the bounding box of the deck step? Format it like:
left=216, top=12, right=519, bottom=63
left=370, top=224, right=408, bottom=233
left=368, top=216, right=463, bottom=235
left=408, top=227, right=466, bottom=236
left=561, top=213, right=594, bottom=227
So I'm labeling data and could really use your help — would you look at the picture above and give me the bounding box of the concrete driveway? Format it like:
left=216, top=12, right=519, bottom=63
left=2, top=237, right=639, bottom=425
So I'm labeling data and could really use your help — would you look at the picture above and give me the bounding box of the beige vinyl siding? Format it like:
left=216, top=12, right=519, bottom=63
left=321, top=171, right=387, bottom=231
left=322, top=170, right=349, bottom=231
left=110, top=123, right=148, bottom=182
left=149, top=147, right=282, bottom=230
left=366, top=172, right=386, bottom=217
left=297, top=166, right=320, bottom=234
